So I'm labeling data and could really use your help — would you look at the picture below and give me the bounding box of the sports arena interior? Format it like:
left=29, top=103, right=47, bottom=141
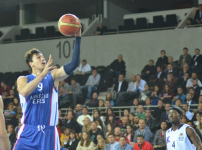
left=1, top=0, right=202, bottom=149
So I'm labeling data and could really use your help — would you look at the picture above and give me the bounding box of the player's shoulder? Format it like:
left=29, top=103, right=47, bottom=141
left=17, top=75, right=28, bottom=83
left=166, top=127, right=172, bottom=134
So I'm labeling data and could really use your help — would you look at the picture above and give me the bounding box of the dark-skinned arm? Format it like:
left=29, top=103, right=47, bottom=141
left=187, top=127, right=202, bottom=150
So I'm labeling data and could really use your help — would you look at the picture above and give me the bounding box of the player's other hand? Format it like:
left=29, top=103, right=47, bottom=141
left=41, top=55, right=53, bottom=77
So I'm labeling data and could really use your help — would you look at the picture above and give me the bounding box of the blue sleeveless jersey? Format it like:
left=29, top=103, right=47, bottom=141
left=19, top=72, right=58, bottom=126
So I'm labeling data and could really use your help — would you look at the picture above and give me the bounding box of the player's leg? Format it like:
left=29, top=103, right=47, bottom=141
left=40, top=127, right=60, bottom=150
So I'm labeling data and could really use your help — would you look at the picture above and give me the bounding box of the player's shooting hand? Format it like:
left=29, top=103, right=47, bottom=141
left=41, top=55, right=53, bottom=77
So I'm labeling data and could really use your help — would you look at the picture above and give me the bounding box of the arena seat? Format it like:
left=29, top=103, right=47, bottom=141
left=35, top=27, right=45, bottom=39
left=149, top=15, right=165, bottom=28
left=165, top=14, right=178, bottom=27
left=124, top=19, right=135, bottom=31
left=136, top=17, right=147, bottom=30
left=45, top=26, right=56, bottom=38
left=15, top=28, right=30, bottom=41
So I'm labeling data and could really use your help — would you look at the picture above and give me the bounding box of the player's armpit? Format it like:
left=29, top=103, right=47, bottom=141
left=187, top=127, right=202, bottom=150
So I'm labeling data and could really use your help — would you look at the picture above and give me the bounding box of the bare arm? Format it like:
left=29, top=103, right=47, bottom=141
left=18, top=55, right=53, bottom=97
left=187, top=127, right=202, bottom=150
left=0, top=96, right=10, bottom=150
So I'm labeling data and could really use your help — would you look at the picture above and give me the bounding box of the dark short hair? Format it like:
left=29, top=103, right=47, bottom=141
left=107, top=133, right=115, bottom=137
left=105, top=100, right=110, bottom=103
left=161, top=120, right=168, bottom=125
left=82, top=106, right=88, bottom=111
left=165, top=102, right=171, bottom=106
left=145, top=109, right=151, bottom=113
left=189, top=87, right=195, bottom=91
left=119, top=135, right=126, bottom=140
left=25, top=48, right=42, bottom=69
left=175, top=99, right=182, bottom=103
left=92, top=68, right=97, bottom=72
left=168, top=72, right=174, bottom=75
left=134, top=115, right=140, bottom=119
left=71, top=78, right=77, bottom=82
left=183, top=47, right=188, bottom=51
left=195, top=48, right=200, bottom=52
left=158, top=99, right=164, bottom=103
left=82, top=59, right=87, bottom=62
left=183, top=103, right=188, bottom=107
left=136, top=134, right=144, bottom=139
left=161, top=50, right=166, bottom=53
left=61, top=126, right=67, bottom=133
left=187, top=120, right=193, bottom=124
left=149, top=60, right=154, bottom=63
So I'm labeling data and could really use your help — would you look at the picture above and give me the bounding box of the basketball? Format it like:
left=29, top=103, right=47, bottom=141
left=58, top=14, right=80, bottom=36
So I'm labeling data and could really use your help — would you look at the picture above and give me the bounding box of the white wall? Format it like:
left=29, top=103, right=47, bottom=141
left=0, top=27, right=202, bottom=79
left=124, top=8, right=191, bottom=23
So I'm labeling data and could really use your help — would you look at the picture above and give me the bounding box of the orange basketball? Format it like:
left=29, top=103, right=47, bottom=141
left=58, top=14, right=80, bottom=36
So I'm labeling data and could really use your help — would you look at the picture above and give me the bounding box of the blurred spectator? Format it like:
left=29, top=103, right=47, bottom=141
left=193, top=112, right=201, bottom=127
left=75, top=104, right=83, bottom=119
left=182, top=103, right=194, bottom=120
left=7, top=124, right=16, bottom=150
left=133, top=119, right=153, bottom=143
left=77, top=107, right=91, bottom=126
left=127, top=75, right=136, bottom=91
left=106, top=123, right=114, bottom=138
left=13, top=97, right=22, bottom=119
left=192, top=79, right=201, bottom=96
left=125, top=124, right=135, bottom=147
left=145, top=97, right=152, bottom=110
left=82, top=117, right=91, bottom=132
left=145, top=109, right=157, bottom=134
left=106, top=92, right=114, bottom=107
left=156, top=66, right=166, bottom=80
left=93, top=138, right=106, bottom=150
left=66, top=78, right=82, bottom=108
left=85, top=92, right=99, bottom=107
left=105, top=114, right=118, bottom=127
left=58, top=80, right=69, bottom=107
left=89, top=122, right=104, bottom=145
left=11, top=81, right=18, bottom=95
left=134, top=134, right=154, bottom=150
left=149, top=75, right=163, bottom=90
left=0, top=81, right=10, bottom=95
left=194, top=4, right=202, bottom=24
left=178, top=63, right=191, bottom=79
left=161, top=85, right=174, bottom=103
left=164, top=72, right=178, bottom=91
left=63, top=110, right=81, bottom=133
left=95, top=117, right=104, bottom=131
left=172, top=87, right=186, bottom=105
left=119, top=116, right=128, bottom=132
left=157, top=103, right=171, bottom=129
left=179, top=48, right=192, bottom=66
left=186, top=93, right=197, bottom=110
left=164, top=56, right=178, bottom=72
left=186, top=72, right=202, bottom=89
left=186, top=18, right=193, bottom=26
left=130, top=98, right=139, bottom=113
left=105, top=100, right=111, bottom=108
left=116, top=75, right=146, bottom=104
left=177, top=72, right=189, bottom=91
left=109, top=54, right=126, bottom=80
left=153, top=121, right=167, bottom=150
left=81, top=69, right=101, bottom=100
left=94, top=23, right=108, bottom=35
left=60, top=126, right=70, bottom=146
left=135, top=105, right=146, bottom=119
left=6, top=111, right=18, bottom=128
left=150, top=85, right=162, bottom=103
left=105, top=133, right=119, bottom=150
left=181, top=115, right=188, bottom=124
left=114, top=127, right=129, bottom=143
left=116, top=136, right=133, bottom=150
left=114, top=74, right=128, bottom=94
left=189, top=87, right=200, bottom=103
left=164, top=64, right=178, bottom=78
left=139, top=84, right=152, bottom=102
left=153, top=100, right=165, bottom=123
left=129, top=113, right=135, bottom=125
left=64, top=130, right=79, bottom=150
left=175, top=99, right=182, bottom=107
left=155, top=50, right=168, bottom=68
left=192, top=103, right=202, bottom=121
left=190, top=48, right=202, bottom=69
left=134, top=115, right=140, bottom=131
left=141, top=60, right=156, bottom=83
left=99, top=99, right=105, bottom=107
left=75, top=59, right=92, bottom=74
left=76, top=131, right=94, bottom=150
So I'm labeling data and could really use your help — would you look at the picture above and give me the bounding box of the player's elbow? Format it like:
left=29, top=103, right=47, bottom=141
left=19, top=91, right=29, bottom=97
left=0, top=133, right=8, bottom=141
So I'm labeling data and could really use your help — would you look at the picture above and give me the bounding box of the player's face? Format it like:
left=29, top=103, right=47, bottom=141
left=30, top=53, right=46, bottom=70
left=168, top=110, right=180, bottom=124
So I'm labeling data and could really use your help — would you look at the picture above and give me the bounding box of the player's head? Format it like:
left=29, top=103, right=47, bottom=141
left=168, top=107, right=183, bottom=124
left=25, top=48, right=45, bottom=71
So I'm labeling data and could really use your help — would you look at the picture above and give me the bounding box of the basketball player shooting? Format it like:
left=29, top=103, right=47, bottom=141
left=0, top=96, right=10, bottom=150
left=13, top=22, right=81, bottom=149
left=166, top=107, right=202, bottom=150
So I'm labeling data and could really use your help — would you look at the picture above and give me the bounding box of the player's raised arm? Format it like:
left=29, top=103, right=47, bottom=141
left=187, top=127, right=202, bottom=150
left=17, top=55, right=53, bottom=97
left=0, top=96, right=10, bottom=150
left=51, top=25, right=81, bottom=82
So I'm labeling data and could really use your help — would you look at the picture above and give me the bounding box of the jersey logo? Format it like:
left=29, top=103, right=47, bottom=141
left=167, top=136, right=170, bottom=143
left=179, top=133, right=184, bottom=141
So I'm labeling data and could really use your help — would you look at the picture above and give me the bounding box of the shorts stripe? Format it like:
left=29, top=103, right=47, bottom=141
left=13, top=124, right=25, bottom=150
